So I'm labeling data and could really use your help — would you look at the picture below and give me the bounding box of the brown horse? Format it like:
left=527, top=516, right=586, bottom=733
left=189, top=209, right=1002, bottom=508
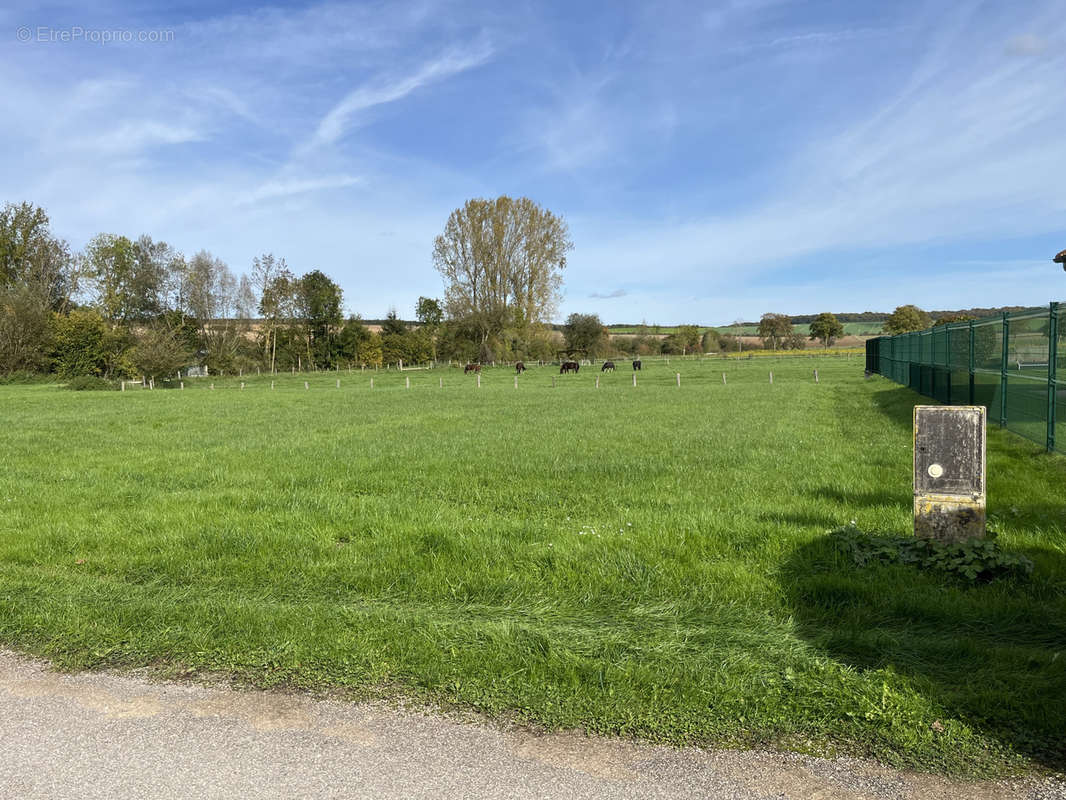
left=515, top=362, right=526, bottom=374
left=464, top=364, right=481, bottom=374
left=560, top=361, right=579, bottom=374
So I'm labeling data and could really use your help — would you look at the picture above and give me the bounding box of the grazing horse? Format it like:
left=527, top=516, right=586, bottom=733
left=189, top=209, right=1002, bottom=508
left=632, top=360, right=642, bottom=371
left=560, top=361, right=580, bottom=374
left=515, top=361, right=526, bottom=374
left=464, top=363, right=481, bottom=374
left=601, top=361, right=615, bottom=372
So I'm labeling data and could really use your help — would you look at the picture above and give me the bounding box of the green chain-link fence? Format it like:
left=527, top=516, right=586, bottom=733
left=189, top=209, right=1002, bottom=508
left=865, top=302, right=1064, bottom=453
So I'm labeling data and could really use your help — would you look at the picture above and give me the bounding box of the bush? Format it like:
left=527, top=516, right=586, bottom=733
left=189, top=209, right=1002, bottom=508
left=831, top=524, right=1033, bottom=582
left=63, top=375, right=116, bottom=391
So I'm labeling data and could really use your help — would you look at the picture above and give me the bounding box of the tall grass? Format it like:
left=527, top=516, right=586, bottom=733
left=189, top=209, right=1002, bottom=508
left=0, top=357, right=1062, bottom=775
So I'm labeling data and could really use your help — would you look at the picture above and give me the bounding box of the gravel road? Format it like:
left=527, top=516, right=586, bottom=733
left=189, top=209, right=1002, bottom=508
left=1, top=650, right=1062, bottom=800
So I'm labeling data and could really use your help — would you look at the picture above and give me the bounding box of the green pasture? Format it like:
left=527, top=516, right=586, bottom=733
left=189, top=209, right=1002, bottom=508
left=604, top=321, right=883, bottom=336
left=0, top=357, right=1063, bottom=776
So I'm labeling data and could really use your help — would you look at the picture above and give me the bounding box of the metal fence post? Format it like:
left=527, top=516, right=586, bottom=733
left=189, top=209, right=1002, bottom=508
left=1048, top=302, right=1059, bottom=452
left=968, top=318, right=975, bottom=405
left=999, top=312, right=1009, bottom=428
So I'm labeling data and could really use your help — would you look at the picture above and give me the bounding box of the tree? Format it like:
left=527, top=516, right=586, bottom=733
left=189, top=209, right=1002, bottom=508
left=49, top=308, right=130, bottom=378
left=809, top=312, right=844, bottom=349
left=131, top=324, right=192, bottom=380
left=0, top=285, right=51, bottom=374
left=933, top=313, right=977, bottom=327
left=432, top=196, right=572, bottom=351
left=83, top=234, right=137, bottom=323
left=0, top=201, right=76, bottom=311
left=884, top=305, right=932, bottom=334
left=257, top=259, right=296, bottom=372
left=297, top=270, right=343, bottom=367
left=416, top=296, right=443, bottom=328
left=700, top=329, right=720, bottom=353
left=757, top=313, right=792, bottom=351
left=662, top=324, right=702, bottom=355
left=562, top=313, right=608, bottom=357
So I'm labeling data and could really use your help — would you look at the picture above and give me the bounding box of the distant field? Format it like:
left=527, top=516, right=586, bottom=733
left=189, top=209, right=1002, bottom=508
left=715, top=321, right=884, bottom=336
left=0, top=357, right=1063, bottom=776
left=605, top=322, right=884, bottom=336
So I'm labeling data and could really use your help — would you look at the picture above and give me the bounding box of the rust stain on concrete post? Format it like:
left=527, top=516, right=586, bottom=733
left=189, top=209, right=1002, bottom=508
left=913, top=405, right=986, bottom=542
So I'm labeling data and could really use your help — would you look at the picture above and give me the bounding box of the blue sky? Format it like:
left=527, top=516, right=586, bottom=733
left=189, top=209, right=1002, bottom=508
left=2, top=0, right=1064, bottom=324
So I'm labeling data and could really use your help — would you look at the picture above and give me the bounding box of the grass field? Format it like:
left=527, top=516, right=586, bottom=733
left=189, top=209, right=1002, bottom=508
left=1, top=357, right=1064, bottom=776
left=605, top=322, right=884, bottom=336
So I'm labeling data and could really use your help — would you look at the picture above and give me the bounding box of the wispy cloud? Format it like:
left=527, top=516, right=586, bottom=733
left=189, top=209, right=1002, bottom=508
left=237, top=174, right=363, bottom=205
left=589, top=289, right=627, bottom=299
left=304, top=43, right=494, bottom=152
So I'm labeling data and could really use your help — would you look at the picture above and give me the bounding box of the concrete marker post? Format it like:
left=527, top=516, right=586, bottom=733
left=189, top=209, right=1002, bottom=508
left=676, top=372, right=681, bottom=388
left=439, top=377, right=443, bottom=389
left=337, top=379, right=341, bottom=389
left=304, top=381, right=309, bottom=390
left=769, top=371, right=773, bottom=384
left=814, top=369, right=819, bottom=383
left=271, top=381, right=275, bottom=390
left=632, top=373, right=637, bottom=387
left=914, top=405, right=986, bottom=542
left=477, top=373, right=481, bottom=389
left=595, top=375, right=599, bottom=389
left=370, top=378, right=374, bottom=389
left=241, top=382, right=245, bottom=390
left=515, top=375, right=518, bottom=389
left=180, top=381, right=184, bottom=390
left=722, top=372, right=727, bottom=385
left=406, top=376, right=410, bottom=390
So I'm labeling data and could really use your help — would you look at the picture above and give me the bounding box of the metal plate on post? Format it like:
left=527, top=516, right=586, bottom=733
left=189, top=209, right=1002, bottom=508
left=913, top=405, right=986, bottom=542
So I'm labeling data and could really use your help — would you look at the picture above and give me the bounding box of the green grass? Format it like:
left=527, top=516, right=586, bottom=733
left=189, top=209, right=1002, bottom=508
left=604, top=322, right=883, bottom=336
left=1, top=357, right=1063, bottom=776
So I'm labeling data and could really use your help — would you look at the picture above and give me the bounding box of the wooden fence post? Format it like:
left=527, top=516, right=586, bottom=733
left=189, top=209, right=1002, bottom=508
left=632, top=373, right=637, bottom=387
left=722, top=373, right=727, bottom=385
left=304, top=381, right=309, bottom=390
left=406, top=376, right=410, bottom=389
left=676, top=372, right=681, bottom=387
left=769, top=371, right=773, bottom=384
left=814, top=369, right=819, bottom=383
left=477, top=373, right=482, bottom=388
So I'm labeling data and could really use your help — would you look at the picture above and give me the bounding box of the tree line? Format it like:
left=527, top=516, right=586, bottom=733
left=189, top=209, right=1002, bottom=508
left=2, top=194, right=882, bottom=382
left=0, top=201, right=447, bottom=379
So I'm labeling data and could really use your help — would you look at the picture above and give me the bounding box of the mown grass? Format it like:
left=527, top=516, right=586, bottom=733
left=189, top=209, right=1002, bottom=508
left=0, top=357, right=1063, bottom=776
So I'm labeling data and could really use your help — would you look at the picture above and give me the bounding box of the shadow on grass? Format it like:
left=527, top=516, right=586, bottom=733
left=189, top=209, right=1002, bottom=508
left=780, top=533, right=1066, bottom=770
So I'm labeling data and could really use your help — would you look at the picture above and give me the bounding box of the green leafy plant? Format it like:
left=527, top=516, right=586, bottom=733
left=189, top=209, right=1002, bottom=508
left=831, top=524, right=1033, bottom=582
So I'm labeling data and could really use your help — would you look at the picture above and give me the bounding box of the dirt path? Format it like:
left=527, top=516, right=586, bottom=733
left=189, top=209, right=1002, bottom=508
left=1, top=650, right=1061, bottom=799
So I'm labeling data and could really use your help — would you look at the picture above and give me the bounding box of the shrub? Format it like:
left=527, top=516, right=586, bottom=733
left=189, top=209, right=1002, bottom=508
left=831, top=524, right=1033, bottom=582
left=63, top=375, right=116, bottom=391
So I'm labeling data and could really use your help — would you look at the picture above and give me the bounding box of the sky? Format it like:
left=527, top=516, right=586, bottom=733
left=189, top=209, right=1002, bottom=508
left=2, top=0, right=1064, bottom=324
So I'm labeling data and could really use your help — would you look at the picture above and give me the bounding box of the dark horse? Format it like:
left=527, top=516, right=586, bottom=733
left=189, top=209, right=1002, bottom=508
left=515, top=362, right=526, bottom=374
left=601, top=361, right=615, bottom=372
left=560, top=361, right=580, bottom=374
left=632, top=360, right=642, bottom=371
left=464, top=364, right=481, bottom=374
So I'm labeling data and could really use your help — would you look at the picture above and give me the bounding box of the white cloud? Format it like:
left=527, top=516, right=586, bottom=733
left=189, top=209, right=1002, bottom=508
left=237, top=175, right=363, bottom=205
left=304, top=44, right=494, bottom=152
